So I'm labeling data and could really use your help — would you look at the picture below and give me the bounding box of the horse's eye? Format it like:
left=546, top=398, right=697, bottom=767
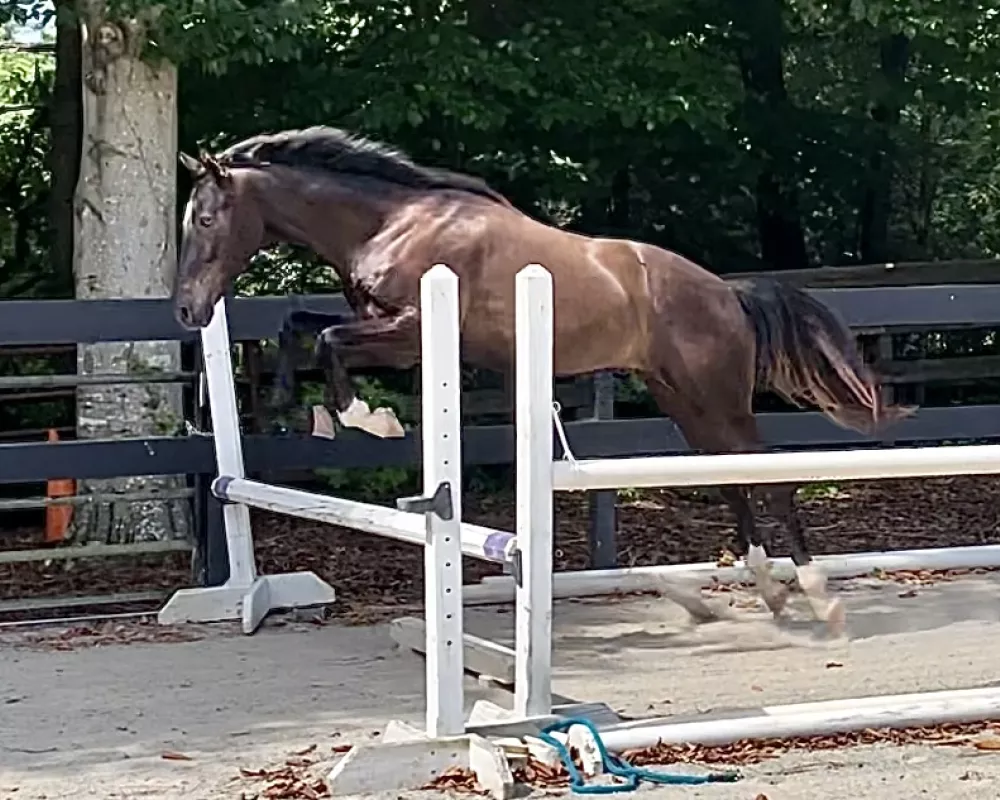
left=198, top=214, right=214, bottom=228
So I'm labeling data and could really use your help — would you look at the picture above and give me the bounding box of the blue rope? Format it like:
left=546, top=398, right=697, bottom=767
left=536, top=717, right=740, bottom=794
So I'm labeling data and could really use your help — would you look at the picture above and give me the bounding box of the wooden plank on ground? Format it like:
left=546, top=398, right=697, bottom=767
left=389, top=616, right=516, bottom=685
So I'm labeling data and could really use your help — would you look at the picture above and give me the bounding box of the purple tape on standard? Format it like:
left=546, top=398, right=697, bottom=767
left=212, top=475, right=235, bottom=501
left=483, top=531, right=513, bottom=562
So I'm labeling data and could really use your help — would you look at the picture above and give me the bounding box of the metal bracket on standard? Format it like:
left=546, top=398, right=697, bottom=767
left=396, top=481, right=454, bottom=521
left=509, top=548, right=523, bottom=588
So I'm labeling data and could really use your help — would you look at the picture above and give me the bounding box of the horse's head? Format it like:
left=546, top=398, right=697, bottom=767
left=174, top=151, right=264, bottom=330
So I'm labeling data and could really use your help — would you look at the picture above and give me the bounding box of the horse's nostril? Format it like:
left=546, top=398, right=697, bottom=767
left=178, top=305, right=193, bottom=326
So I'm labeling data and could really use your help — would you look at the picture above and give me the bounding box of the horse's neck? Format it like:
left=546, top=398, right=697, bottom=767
left=253, top=168, right=390, bottom=280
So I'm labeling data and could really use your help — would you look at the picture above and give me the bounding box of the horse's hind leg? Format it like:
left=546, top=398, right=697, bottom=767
left=766, top=484, right=846, bottom=636
left=642, top=379, right=789, bottom=618
left=719, top=486, right=790, bottom=618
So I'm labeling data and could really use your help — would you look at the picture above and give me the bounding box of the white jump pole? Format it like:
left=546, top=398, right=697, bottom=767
left=418, top=264, right=467, bottom=737
left=211, top=476, right=516, bottom=565
left=598, top=685, right=1000, bottom=750
left=552, top=443, right=1000, bottom=492
left=158, top=298, right=337, bottom=634
left=514, top=265, right=554, bottom=719
left=461, top=543, right=1000, bottom=605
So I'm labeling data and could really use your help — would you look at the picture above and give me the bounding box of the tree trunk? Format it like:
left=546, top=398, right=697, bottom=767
left=70, top=0, right=190, bottom=543
left=48, top=0, right=82, bottom=299
left=859, top=32, right=910, bottom=264
left=732, top=0, right=809, bottom=270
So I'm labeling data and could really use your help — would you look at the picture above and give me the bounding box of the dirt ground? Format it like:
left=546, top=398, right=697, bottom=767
left=5, top=573, right=1000, bottom=800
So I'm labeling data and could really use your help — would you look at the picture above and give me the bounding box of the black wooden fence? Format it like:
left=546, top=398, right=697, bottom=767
left=2, top=282, right=1000, bottom=595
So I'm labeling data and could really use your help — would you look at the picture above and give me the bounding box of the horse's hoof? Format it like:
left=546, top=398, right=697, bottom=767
left=763, top=584, right=791, bottom=618
left=311, top=404, right=337, bottom=439
left=825, top=598, right=848, bottom=639
left=794, top=562, right=828, bottom=596
left=370, top=407, right=406, bottom=438
left=337, top=398, right=405, bottom=439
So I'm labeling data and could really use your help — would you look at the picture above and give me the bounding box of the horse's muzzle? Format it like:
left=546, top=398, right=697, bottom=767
left=174, top=299, right=213, bottom=330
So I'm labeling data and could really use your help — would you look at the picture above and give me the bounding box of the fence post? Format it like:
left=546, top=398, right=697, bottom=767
left=587, top=371, right=618, bottom=568
left=515, top=264, right=554, bottom=718
left=420, top=265, right=466, bottom=738
left=188, top=340, right=230, bottom=588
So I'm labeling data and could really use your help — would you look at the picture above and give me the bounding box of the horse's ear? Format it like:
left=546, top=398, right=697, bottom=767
left=179, top=151, right=204, bottom=177
left=199, top=152, right=231, bottom=189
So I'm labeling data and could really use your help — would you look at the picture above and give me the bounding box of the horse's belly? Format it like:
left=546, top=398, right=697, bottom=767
left=462, top=322, right=640, bottom=376
left=552, top=337, right=637, bottom=376
left=459, top=285, right=644, bottom=376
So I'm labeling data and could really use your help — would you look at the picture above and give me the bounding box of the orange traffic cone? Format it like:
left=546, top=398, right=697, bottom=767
left=45, top=429, right=75, bottom=543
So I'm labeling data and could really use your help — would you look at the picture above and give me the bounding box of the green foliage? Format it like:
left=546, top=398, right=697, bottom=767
left=796, top=482, right=848, bottom=502
left=0, top=0, right=51, bottom=29
left=164, top=0, right=1000, bottom=273
left=0, top=39, right=56, bottom=298
left=103, top=0, right=325, bottom=74
left=7, top=0, right=1000, bottom=442
left=235, top=246, right=338, bottom=297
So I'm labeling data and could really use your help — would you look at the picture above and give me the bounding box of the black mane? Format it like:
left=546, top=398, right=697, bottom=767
left=217, top=126, right=507, bottom=204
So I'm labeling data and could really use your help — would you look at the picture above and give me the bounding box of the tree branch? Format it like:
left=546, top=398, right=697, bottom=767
left=1, top=103, right=44, bottom=115
left=0, top=42, right=56, bottom=54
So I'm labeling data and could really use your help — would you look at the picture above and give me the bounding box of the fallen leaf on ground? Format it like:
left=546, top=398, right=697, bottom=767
left=973, top=737, right=1000, bottom=751
left=620, top=720, right=1000, bottom=768
left=826, top=661, right=844, bottom=668
left=240, top=768, right=270, bottom=778
left=423, top=766, right=485, bottom=794
left=161, top=751, right=193, bottom=761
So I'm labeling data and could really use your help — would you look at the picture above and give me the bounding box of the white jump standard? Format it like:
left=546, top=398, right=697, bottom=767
left=327, top=264, right=563, bottom=797
left=157, top=296, right=337, bottom=634
left=159, top=264, right=569, bottom=797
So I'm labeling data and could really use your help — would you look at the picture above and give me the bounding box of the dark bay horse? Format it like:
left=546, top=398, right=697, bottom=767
left=174, top=126, right=912, bottom=635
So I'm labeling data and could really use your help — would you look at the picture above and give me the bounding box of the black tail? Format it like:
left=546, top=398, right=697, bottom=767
left=729, top=277, right=914, bottom=434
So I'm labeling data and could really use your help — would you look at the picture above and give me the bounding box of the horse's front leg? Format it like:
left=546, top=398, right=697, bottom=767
left=310, top=307, right=421, bottom=440
left=270, top=310, right=350, bottom=433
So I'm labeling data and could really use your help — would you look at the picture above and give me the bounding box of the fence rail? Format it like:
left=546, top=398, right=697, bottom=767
left=727, top=259, right=1000, bottom=287
left=4, top=284, right=1000, bottom=348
